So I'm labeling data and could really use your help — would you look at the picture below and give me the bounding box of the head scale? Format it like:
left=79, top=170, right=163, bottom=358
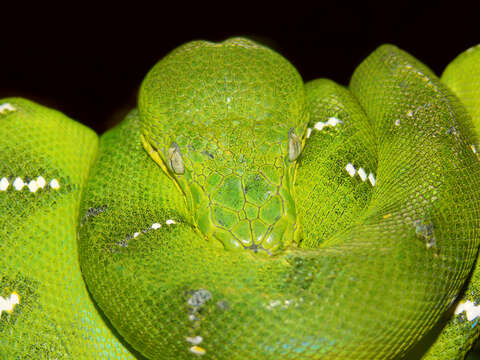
left=139, top=38, right=307, bottom=255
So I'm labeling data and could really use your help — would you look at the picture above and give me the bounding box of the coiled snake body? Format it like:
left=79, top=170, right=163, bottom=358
left=1, top=38, right=480, bottom=359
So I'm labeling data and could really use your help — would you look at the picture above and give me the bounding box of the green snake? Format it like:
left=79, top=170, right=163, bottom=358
left=1, top=37, right=480, bottom=359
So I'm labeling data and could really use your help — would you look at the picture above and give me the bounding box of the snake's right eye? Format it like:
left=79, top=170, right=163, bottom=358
left=167, top=142, right=185, bottom=175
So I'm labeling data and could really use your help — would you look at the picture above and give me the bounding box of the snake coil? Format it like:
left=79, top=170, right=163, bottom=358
left=1, top=38, right=480, bottom=359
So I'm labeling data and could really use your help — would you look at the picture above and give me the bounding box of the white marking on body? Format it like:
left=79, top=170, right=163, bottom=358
left=306, top=128, right=312, bottom=138
left=36, top=176, right=46, bottom=188
left=357, top=167, right=367, bottom=182
left=189, top=346, right=206, bottom=356
left=0, top=103, right=16, bottom=114
left=314, top=117, right=344, bottom=132
left=2, top=176, right=59, bottom=192
left=118, top=221, right=166, bottom=247
left=346, top=164, right=376, bottom=186
left=186, top=336, right=203, bottom=345
left=327, top=117, right=343, bottom=126
left=345, top=163, right=356, bottom=177
left=0, top=177, right=9, bottom=191
left=267, top=300, right=281, bottom=309
left=471, top=145, right=477, bottom=154
left=27, top=180, right=39, bottom=193
left=454, top=300, right=480, bottom=321
left=166, top=219, right=176, bottom=225
left=49, top=179, right=60, bottom=189
left=0, top=292, right=20, bottom=317
left=266, top=299, right=297, bottom=310
left=13, top=177, right=25, bottom=191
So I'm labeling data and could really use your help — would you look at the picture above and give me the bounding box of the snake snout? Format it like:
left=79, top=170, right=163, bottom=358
left=197, top=169, right=298, bottom=255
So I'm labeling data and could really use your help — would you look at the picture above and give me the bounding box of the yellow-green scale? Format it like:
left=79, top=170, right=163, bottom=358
left=139, top=38, right=308, bottom=254
left=0, top=98, right=138, bottom=358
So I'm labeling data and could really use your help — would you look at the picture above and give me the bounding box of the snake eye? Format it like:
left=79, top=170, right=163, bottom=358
left=167, top=142, right=185, bottom=174
left=288, top=128, right=302, bottom=161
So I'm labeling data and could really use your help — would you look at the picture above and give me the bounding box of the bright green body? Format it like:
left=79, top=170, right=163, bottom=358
left=1, top=39, right=480, bottom=359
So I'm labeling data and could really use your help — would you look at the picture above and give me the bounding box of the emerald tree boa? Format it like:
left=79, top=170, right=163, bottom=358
left=1, top=38, right=480, bottom=359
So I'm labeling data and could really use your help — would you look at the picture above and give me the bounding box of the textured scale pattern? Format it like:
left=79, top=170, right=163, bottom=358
left=1, top=39, right=480, bottom=359
left=0, top=99, right=137, bottom=358
left=416, top=44, right=480, bottom=360
left=139, top=38, right=307, bottom=254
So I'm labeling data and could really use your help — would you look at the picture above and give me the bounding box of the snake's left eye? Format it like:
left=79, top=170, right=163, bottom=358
left=288, top=128, right=302, bottom=161
left=167, top=142, right=185, bottom=174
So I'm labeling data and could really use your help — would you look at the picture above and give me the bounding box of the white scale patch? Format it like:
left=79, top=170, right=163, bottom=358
left=120, top=219, right=178, bottom=247
left=368, top=172, right=376, bottom=186
left=36, top=176, right=46, bottom=188
left=0, top=177, right=9, bottom=191
left=265, top=298, right=302, bottom=310
left=357, top=167, right=367, bottom=182
left=455, top=300, right=480, bottom=321
left=151, top=223, right=162, bottom=230
left=146, top=219, right=176, bottom=234
left=27, top=180, right=39, bottom=193
left=345, top=163, right=356, bottom=177
left=13, top=177, right=25, bottom=191
left=49, top=179, right=60, bottom=189
left=314, top=116, right=344, bottom=132
left=0, top=176, right=59, bottom=192
left=0, top=103, right=16, bottom=114
left=345, top=163, right=376, bottom=186
left=306, top=128, right=312, bottom=138
left=186, top=336, right=203, bottom=345
left=0, top=292, right=20, bottom=317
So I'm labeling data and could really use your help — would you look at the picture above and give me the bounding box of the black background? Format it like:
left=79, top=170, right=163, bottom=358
left=0, top=2, right=479, bottom=133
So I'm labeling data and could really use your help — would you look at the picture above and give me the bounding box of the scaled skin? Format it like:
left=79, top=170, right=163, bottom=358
left=1, top=39, right=480, bottom=359
left=139, top=38, right=308, bottom=255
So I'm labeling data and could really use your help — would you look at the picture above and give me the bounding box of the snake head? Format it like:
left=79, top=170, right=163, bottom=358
left=139, top=38, right=308, bottom=255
